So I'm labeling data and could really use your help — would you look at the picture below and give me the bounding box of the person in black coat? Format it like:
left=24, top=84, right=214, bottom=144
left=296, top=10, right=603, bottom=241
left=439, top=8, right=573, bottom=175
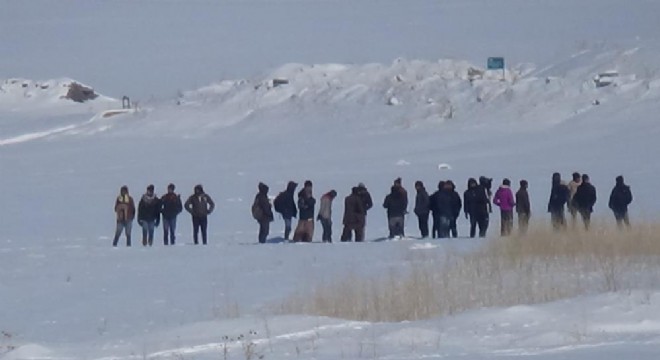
left=356, top=183, right=373, bottom=239
left=447, top=180, right=462, bottom=238
left=274, top=181, right=298, bottom=240
left=573, top=174, right=597, bottom=230
left=253, top=182, right=274, bottom=244
left=429, top=181, right=444, bottom=238
left=608, top=175, right=633, bottom=229
left=383, top=186, right=407, bottom=238
left=138, top=184, right=161, bottom=246
left=547, top=172, right=569, bottom=231
left=414, top=181, right=430, bottom=238
left=160, top=183, right=183, bottom=245
left=463, top=178, right=489, bottom=238
left=431, top=182, right=455, bottom=238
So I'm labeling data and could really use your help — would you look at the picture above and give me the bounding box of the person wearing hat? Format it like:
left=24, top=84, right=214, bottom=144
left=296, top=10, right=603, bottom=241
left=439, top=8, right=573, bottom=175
left=138, top=184, right=161, bottom=246
left=184, top=184, right=215, bottom=245
left=160, top=183, right=183, bottom=245
left=112, top=185, right=135, bottom=247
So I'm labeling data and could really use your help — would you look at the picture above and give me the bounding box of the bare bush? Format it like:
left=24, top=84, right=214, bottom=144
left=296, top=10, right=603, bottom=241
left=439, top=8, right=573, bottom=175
left=276, top=222, right=660, bottom=322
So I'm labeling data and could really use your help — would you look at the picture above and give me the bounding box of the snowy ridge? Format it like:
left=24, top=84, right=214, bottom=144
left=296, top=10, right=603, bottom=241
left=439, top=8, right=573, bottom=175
left=0, top=78, right=118, bottom=115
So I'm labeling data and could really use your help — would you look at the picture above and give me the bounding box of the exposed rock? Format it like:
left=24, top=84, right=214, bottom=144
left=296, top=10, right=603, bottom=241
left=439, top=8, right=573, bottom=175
left=66, top=82, right=98, bottom=103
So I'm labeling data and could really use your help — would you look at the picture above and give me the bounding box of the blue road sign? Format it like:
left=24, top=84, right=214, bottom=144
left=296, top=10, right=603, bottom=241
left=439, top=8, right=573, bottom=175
left=487, top=57, right=505, bottom=70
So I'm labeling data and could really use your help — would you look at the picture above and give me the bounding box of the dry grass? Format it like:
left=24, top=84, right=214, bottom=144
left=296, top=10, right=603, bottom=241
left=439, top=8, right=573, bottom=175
left=276, top=221, right=660, bottom=322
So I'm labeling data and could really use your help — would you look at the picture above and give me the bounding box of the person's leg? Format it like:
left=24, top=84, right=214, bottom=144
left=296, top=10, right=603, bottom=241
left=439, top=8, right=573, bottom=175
left=258, top=221, right=268, bottom=244
left=170, top=217, right=177, bottom=245
left=341, top=225, right=352, bottom=242
left=419, top=213, right=429, bottom=238
left=623, top=211, right=631, bottom=228
left=580, top=209, right=590, bottom=230
left=125, top=221, right=132, bottom=246
left=148, top=221, right=155, bottom=246
left=163, top=219, right=171, bottom=245
left=113, top=222, right=123, bottom=247
left=388, top=217, right=396, bottom=239
left=192, top=217, right=200, bottom=245
left=308, top=220, right=315, bottom=242
left=355, top=225, right=365, bottom=242
left=518, top=213, right=529, bottom=235
left=450, top=217, right=458, bottom=238
left=469, top=215, right=477, bottom=238
left=323, top=219, right=333, bottom=242
left=396, top=217, right=405, bottom=237
left=200, top=217, right=208, bottom=245
left=140, top=221, right=148, bottom=246
left=478, top=214, right=489, bottom=238
left=284, top=218, right=292, bottom=240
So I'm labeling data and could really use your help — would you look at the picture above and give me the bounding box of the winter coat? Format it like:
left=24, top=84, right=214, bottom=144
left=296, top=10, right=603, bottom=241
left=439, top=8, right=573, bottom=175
left=318, top=193, right=334, bottom=220
left=138, top=194, right=161, bottom=223
left=516, top=188, right=531, bottom=215
left=343, top=193, right=365, bottom=226
left=430, top=190, right=454, bottom=218
left=185, top=193, right=215, bottom=218
left=548, top=182, right=569, bottom=213
left=608, top=184, right=632, bottom=213
left=573, top=182, right=597, bottom=213
left=383, top=190, right=407, bottom=218
left=253, top=186, right=274, bottom=223
left=298, top=191, right=316, bottom=221
left=357, top=187, right=373, bottom=214
left=114, top=194, right=136, bottom=222
left=450, top=190, right=462, bottom=219
left=160, top=193, right=183, bottom=220
left=493, top=186, right=515, bottom=212
left=276, top=182, right=298, bottom=219
left=414, top=187, right=430, bottom=216
left=463, top=186, right=489, bottom=217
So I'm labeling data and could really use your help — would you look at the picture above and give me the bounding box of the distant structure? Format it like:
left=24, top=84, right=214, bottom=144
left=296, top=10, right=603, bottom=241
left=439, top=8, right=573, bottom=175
left=122, top=96, right=131, bottom=109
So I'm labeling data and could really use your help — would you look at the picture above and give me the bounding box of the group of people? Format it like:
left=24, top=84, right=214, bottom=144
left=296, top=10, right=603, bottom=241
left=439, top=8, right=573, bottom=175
left=112, top=183, right=214, bottom=247
left=111, top=173, right=634, bottom=246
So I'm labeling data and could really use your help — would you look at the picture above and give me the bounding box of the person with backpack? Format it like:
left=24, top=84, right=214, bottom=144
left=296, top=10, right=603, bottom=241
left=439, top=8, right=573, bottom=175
left=137, top=184, right=161, bottom=246
left=413, top=181, right=430, bottom=238
left=252, top=182, right=274, bottom=244
left=160, top=183, right=183, bottom=245
left=573, top=174, right=597, bottom=230
left=274, top=181, right=298, bottom=240
left=293, top=180, right=316, bottom=242
left=317, top=190, right=338, bottom=243
left=493, top=179, right=516, bottom=237
left=383, top=185, right=408, bottom=239
left=112, top=185, right=135, bottom=247
left=184, top=184, right=215, bottom=245
left=464, top=178, right=490, bottom=238
left=608, top=175, right=633, bottom=229
left=516, top=180, right=531, bottom=235
left=341, top=187, right=366, bottom=242
left=548, top=172, right=569, bottom=231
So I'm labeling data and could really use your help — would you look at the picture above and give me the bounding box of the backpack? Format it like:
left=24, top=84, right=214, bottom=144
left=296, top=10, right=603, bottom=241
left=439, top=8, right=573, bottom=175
left=251, top=198, right=263, bottom=220
left=273, top=192, right=285, bottom=214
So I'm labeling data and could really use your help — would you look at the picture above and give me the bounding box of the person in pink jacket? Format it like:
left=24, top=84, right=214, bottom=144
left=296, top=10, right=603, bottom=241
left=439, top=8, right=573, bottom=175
left=493, top=178, right=516, bottom=236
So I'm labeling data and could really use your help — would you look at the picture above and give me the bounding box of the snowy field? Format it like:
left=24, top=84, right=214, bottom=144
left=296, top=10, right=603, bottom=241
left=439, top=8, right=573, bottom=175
left=2, top=0, right=660, bottom=359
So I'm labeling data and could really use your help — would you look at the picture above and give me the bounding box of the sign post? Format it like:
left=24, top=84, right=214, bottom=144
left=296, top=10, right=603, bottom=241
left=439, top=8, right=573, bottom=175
left=487, top=57, right=505, bottom=81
